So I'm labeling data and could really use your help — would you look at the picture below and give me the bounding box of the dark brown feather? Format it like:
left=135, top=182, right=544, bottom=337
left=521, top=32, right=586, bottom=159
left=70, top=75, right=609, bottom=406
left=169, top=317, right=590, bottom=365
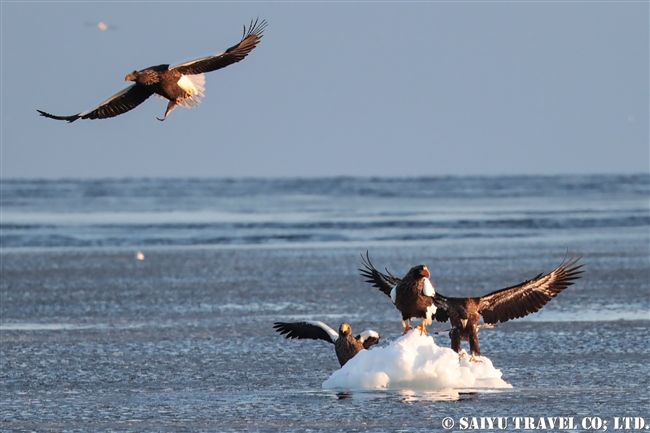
left=37, top=84, right=154, bottom=122
left=273, top=321, right=379, bottom=367
left=335, top=327, right=366, bottom=367
left=272, top=321, right=336, bottom=344
left=358, top=251, right=400, bottom=297
left=434, top=253, right=584, bottom=355
left=478, top=254, right=584, bottom=324
left=36, top=110, right=81, bottom=123
left=394, top=266, right=434, bottom=321
left=173, top=18, right=267, bottom=76
left=80, top=85, right=154, bottom=120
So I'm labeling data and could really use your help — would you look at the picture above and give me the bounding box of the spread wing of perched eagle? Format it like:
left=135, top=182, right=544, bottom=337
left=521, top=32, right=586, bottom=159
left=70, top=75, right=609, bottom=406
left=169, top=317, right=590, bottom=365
left=273, top=321, right=380, bottom=367
left=37, top=18, right=267, bottom=122
left=360, top=251, right=584, bottom=358
left=359, top=252, right=438, bottom=336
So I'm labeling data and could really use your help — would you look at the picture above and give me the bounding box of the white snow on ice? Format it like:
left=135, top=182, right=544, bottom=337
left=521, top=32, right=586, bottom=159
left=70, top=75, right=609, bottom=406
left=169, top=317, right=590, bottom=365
left=322, top=330, right=512, bottom=390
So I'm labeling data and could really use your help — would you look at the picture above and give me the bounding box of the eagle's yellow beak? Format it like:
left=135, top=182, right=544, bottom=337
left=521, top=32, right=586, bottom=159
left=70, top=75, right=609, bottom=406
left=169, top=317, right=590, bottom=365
left=341, top=324, right=350, bottom=333
left=125, top=73, right=136, bottom=82
left=420, top=266, right=431, bottom=279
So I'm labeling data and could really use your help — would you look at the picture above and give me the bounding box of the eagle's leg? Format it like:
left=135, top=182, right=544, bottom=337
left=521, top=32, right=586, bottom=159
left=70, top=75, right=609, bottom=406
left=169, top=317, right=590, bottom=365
left=469, top=326, right=482, bottom=363
left=157, top=100, right=180, bottom=121
left=401, top=319, right=412, bottom=335
left=416, top=322, right=428, bottom=336
left=450, top=328, right=461, bottom=353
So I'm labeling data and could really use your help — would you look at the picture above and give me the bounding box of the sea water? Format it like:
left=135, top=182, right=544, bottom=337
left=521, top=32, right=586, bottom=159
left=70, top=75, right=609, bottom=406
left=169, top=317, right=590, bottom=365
left=1, top=175, right=648, bottom=431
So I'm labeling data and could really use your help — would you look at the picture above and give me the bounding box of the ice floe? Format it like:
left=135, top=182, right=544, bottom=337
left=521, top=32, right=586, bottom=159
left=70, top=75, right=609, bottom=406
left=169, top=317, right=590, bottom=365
left=322, top=330, right=511, bottom=390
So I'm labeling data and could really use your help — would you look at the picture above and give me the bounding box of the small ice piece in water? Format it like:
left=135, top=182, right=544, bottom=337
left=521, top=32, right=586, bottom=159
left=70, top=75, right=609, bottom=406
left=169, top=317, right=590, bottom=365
left=135, top=251, right=145, bottom=261
left=322, top=330, right=511, bottom=390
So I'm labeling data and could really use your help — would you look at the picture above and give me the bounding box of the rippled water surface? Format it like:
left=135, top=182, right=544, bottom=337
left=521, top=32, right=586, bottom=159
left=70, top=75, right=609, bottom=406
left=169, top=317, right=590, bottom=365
left=1, top=175, right=648, bottom=431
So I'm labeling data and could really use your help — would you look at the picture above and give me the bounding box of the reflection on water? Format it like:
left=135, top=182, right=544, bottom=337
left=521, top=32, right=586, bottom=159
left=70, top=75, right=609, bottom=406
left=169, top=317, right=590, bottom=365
left=331, top=389, right=495, bottom=402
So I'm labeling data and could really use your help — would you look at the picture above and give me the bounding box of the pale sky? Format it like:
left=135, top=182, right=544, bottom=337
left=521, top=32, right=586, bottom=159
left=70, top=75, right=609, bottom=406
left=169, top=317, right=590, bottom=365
left=2, top=2, right=648, bottom=179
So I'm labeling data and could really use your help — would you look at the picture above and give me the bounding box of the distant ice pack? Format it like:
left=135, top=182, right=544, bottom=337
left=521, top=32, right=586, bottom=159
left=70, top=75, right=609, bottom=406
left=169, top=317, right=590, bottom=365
left=322, top=330, right=512, bottom=390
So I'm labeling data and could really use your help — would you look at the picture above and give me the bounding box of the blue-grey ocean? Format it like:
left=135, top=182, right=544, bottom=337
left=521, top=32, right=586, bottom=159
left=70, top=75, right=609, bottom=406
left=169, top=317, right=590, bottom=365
left=1, top=175, right=648, bottom=432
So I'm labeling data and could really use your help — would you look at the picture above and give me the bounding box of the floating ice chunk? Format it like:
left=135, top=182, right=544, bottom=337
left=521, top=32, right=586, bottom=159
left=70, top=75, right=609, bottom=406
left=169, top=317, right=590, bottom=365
left=322, top=330, right=511, bottom=390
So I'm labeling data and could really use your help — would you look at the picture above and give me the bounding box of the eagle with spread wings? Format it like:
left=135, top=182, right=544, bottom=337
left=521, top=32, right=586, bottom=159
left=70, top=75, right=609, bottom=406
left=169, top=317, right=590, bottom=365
left=359, top=252, right=584, bottom=359
left=273, top=321, right=380, bottom=367
left=38, top=18, right=266, bottom=122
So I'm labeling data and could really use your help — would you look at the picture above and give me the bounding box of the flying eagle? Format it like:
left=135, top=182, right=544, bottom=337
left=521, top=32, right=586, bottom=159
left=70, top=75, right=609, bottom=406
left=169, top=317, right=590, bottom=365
left=38, top=18, right=267, bottom=122
left=360, top=252, right=584, bottom=359
left=273, top=321, right=380, bottom=367
left=359, top=254, right=438, bottom=336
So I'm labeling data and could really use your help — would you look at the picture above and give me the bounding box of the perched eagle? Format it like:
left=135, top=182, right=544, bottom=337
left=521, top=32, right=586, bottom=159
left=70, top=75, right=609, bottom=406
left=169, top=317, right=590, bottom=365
left=273, top=321, right=380, bottom=367
left=359, top=253, right=438, bottom=336
left=360, top=252, right=584, bottom=359
left=38, top=18, right=267, bottom=122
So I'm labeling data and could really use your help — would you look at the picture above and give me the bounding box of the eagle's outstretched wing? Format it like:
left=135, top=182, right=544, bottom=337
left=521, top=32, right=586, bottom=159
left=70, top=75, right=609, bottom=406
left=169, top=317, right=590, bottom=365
left=37, top=84, right=154, bottom=122
left=478, top=253, right=584, bottom=324
left=357, top=330, right=381, bottom=349
left=358, top=251, right=401, bottom=297
left=172, top=18, right=267, bottom=76
left=272, top=321, right=338, bottom=344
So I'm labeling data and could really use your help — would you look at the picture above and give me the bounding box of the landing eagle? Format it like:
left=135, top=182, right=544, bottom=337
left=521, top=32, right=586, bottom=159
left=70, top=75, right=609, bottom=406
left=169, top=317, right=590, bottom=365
left=360, top=252, right=584, bottom=357
left=38, top=18, right=267, bottom=122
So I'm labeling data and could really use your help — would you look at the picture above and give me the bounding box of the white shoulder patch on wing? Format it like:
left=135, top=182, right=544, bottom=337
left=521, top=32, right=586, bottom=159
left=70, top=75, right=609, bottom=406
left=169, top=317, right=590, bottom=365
left=425, top=304, right=437, bottom=324
left=390, top=285, right=397, bottom=304
left=359, top=329, right=380, bottom=343
left=422, top=277, right=435, bottom=297
left=305, top=320, right=339, bottom=342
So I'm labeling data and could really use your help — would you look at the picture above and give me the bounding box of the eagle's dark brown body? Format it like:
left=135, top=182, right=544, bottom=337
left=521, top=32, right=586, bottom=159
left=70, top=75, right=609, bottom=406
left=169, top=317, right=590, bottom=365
left=334, top=325, right=367, bottom=366
left=438, top=297, right=483, bottom=355
left=393, top=265, right=436, bottom=333
left=360, top=252, right=584, bottom=357
left=158, top=71, right=188, bottom=101
left=130, top=68, right=185, bottom=100
left=124, top=67, right=194, bottom=120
